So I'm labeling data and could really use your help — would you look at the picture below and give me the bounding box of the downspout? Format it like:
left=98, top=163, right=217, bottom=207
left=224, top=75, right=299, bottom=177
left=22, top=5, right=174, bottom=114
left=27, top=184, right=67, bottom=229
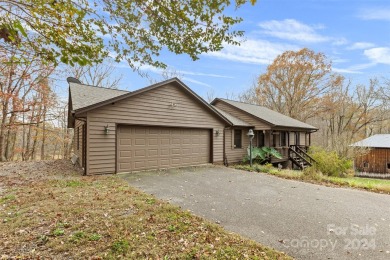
left=83, top=123, right=87, bottom=176
left=223, top=127, right=229, bottom=166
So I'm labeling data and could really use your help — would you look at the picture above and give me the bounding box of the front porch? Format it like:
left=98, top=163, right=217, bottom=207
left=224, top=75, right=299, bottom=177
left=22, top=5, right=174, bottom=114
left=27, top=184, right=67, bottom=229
left=252, top=129, right=314, bottom=169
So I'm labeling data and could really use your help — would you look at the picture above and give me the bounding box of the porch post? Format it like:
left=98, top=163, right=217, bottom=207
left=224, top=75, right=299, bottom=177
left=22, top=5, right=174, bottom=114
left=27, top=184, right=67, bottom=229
left=287, top=131, right=290, bottom=147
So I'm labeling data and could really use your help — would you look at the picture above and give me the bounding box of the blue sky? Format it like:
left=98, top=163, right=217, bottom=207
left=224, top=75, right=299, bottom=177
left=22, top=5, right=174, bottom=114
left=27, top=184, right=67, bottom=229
left=60, top=0, right=390, bottom=100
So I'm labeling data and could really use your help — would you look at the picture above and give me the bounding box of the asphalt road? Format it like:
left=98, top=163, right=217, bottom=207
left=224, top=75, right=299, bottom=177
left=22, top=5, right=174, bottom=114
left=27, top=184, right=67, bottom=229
left=121, top=166, right=390, bottom=259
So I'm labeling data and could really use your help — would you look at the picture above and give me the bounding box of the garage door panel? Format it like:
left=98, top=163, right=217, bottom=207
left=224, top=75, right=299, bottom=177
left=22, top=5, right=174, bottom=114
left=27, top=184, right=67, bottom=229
left=171, top=148, right=181, bottom=155
left=120, top=139, right=132, bottom=145
left=160, top=159, right=170, bottom=167
left=172, top=138, right=181, bottom=145
left=134, top=149, right=146, bottom=157
left=183, top=148, right=191, bottom=155
left=120, top=151, right=132, bottom=158
left=182, top=139, right=191, bottom=145
left=160, top=138, right=170, bottom=145
left=120, top=127, right=132, bottom=134
left=148, top=160, right=159, bottom=168
left=160, top=129, right=170, bottom=135
left=171, top=158, right=182, bottom=165
left=148, top=149, right=158, bottom=156
left=134, top=160, right=146, bottom=169
left=135, top=128, right=146, bottom=134
left=149, top=129, right=160, bottom=135
left=135, top=138, right=146, bottom=145
left=117, top=126, right=210, bottom=172
left=160, top=149, right=170, bottom=156
left=120, top=162, right=131, bottom=169
left=149, top=138, right=158, bottom=145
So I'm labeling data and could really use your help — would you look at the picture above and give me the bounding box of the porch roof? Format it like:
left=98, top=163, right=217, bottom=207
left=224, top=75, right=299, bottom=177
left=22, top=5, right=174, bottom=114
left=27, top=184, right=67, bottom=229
left=212, top=98, right=318, bottom=130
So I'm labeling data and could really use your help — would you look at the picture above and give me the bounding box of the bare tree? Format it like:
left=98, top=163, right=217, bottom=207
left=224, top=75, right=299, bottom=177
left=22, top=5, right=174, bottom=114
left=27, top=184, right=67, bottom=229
left=313, top=77, right=388, bottom=156
left=224, top=91, right=237, bottom=100
left=238, top=77, right=260, bottom=105
left=148, top=67, right=184, bottom=84
left=65, top=59, right=123, bottom=89
left=0, top=45, right=54, bottom=161
left=204, top=89, right=215, bottom=103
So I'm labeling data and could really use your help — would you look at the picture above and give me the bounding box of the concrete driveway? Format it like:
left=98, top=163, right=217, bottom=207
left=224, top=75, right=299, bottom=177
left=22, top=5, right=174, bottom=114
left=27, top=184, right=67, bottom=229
left=121, top=166, right=390, bottom=260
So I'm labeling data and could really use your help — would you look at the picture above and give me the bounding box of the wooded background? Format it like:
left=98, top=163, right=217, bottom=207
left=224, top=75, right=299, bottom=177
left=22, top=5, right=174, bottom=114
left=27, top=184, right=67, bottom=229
left=1, top=46, right=389, bottom=162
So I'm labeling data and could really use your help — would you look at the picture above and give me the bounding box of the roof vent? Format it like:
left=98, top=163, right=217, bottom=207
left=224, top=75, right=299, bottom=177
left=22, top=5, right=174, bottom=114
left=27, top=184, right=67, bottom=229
left=66, top=77, right=82, bottom=84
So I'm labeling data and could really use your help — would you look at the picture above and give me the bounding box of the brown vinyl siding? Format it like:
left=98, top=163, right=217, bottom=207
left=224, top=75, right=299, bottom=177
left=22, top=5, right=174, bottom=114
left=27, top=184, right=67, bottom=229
left=355, top=148, right=390, bottom=174
left=86, top=83, right=225, bottom=175
left=74, top=119, right=85, bottom=167
left=214, top=101, right=271, bottom=129
left=224, top=127, right=253, bottom=164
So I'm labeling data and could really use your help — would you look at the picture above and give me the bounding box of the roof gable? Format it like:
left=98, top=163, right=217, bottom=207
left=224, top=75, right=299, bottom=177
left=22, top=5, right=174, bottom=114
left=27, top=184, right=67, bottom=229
left=68, top=78, right=231, bottom=126
left=211, top=98, right=318, bottom=130
left=211, top=105, right=252, bottom=127
left=350, top=134, right=390, bottom=148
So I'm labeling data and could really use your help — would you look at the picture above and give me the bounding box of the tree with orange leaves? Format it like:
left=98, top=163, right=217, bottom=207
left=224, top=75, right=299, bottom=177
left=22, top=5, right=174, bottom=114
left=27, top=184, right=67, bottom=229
left=255, top=48, right=336, bottom=121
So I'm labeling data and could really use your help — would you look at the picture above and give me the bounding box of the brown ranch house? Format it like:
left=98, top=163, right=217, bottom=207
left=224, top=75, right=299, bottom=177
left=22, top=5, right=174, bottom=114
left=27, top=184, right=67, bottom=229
left=350, top=134, right=390, bottom=178
left=67, top=77, right=318, bottom=175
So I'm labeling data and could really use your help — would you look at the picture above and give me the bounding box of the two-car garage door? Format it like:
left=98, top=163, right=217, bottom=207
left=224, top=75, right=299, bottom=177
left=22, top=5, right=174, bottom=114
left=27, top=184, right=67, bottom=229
left=117, top=125, right=211, bottom=172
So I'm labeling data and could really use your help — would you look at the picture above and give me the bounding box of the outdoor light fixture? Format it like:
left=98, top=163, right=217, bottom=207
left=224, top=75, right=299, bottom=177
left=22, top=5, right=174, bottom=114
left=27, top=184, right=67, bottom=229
left=247, top=129, right=255, bottom=167
left=104, top=125, right=110, bottom=135
left=215, top=129, right=220, bottom=136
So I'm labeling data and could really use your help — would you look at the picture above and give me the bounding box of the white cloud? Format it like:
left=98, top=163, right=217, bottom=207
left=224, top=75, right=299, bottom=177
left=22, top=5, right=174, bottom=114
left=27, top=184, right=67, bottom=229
left=135, top=64, right=214, bottom=88
left=332, top=68, right=362, bottom=74
left=257, top=19, right=329, bottom=43
left=333, top=63, right=376, bottom=74
left=358, top=8, right=390, bottom=21
left=205, top=39, right=298, bottom=65
left=332, top=38, right=348, bottom=46
left=347, top=42, right=376, bottom=50
left=178, top=70, right=234, bottom=79
left=137, top=64, right=233, bottom=79
left=182, top=77, right=212, bottom=88
left=364, top=47, right=390, bottom=64
left=332, top=58, right=349, bottom=63
left=348, top=63, right=376, bottom=70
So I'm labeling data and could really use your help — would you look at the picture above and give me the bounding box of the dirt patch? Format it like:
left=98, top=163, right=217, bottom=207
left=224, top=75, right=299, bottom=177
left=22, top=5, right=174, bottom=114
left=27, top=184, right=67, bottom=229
left=0, top=159, right=83, bottom=177
left=0, top=160, right=83, bottom=193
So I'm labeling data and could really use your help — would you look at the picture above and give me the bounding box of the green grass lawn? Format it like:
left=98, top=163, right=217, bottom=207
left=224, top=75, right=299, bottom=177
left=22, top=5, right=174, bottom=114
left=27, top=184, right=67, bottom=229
left=234, top=164, right=390, bottom=194
left=0, top=160, right=291, bottom=259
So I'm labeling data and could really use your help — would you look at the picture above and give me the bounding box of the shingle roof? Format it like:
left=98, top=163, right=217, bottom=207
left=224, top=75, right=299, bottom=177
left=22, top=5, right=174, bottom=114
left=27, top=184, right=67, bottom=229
left=69, top=82, right=129, bottom=111
left=214, top=98, right=318, bottom=130
left=211, top=105, right=252, bottom=127
left=350, top=134, right=390, bottom=148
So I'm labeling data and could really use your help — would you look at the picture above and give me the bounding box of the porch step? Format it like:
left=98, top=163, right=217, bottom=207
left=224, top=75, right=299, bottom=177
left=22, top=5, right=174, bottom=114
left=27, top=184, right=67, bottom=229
left=288, top=146, right=316, bottom=171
